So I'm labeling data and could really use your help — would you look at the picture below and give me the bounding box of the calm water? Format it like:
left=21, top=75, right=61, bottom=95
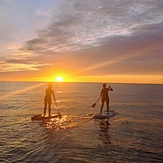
left=0, top=82, right=163, bottom=163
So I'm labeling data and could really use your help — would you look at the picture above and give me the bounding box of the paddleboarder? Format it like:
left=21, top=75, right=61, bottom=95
left=100, top=83, right=113, bottom=114
left=44, top=84, right=56, bottom=117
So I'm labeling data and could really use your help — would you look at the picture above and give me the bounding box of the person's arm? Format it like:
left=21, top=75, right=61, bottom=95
left=108, top=86, right=113, bottom=91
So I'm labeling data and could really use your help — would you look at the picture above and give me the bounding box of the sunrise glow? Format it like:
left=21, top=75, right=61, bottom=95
left=55, top=76, right=63, bottom=82
left=0, top=1, right=163, bottom=84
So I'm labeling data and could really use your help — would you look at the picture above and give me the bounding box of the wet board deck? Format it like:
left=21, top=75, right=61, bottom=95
left=93, top=110, right=116, bottom=119
left=31, top=113, right=59, bottom=120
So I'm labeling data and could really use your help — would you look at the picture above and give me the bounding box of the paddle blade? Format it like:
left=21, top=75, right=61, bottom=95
left=58, top=112, right=62, bottom=119
left=55, top=105, right=62, bottom=119
left=91, top=103, right=96, bottom=108
left=57, top=109, right=62, bottom=119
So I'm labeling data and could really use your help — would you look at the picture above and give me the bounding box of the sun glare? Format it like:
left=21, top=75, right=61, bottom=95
left=55, top=76, right=63, bottom=82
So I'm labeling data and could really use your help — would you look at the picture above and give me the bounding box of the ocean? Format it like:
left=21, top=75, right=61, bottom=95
left=0, top=82, right=163, bottom=163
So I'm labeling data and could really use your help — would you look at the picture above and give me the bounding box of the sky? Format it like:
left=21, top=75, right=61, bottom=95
left=0, top=0, right=163, bottom=84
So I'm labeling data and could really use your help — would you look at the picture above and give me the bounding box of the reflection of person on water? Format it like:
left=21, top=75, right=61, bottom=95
left=100, top=83, right=113, bottom=114
left=44, top=84, right=56, bottom=117
left=99, top=119, right=110, bottom=131
left=98, top=119, right=111, bottom=145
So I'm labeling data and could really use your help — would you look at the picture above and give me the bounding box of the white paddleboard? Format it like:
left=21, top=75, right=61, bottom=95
left=93, top=110, right=116, bottom=119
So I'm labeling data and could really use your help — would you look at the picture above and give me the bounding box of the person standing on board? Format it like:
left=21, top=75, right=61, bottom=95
left=100, top=83, right=113, bottom=115
left=44, top=84, right=56, bottom=117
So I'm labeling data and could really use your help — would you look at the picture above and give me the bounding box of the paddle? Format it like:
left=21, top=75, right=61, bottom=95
left=55, top=101, right=62, bottom=119
left=91, top=96, right=101, bottom=108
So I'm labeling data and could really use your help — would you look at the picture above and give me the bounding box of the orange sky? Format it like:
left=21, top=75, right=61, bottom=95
left=0, top=0, right=163, bottom=84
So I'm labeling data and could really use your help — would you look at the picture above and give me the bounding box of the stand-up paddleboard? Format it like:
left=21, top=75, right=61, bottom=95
left=93, top=110, right=116, bottom=119
left=31, top=113, right=59, bottom=120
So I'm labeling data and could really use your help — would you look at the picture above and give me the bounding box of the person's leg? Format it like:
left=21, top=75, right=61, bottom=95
left=44, top=99, right=47, bottom=116
left=48, top=100, right=51, bottom=117
left=100, top=99, right=104, bottom=114
left=106, top=99, right=109, bottom=114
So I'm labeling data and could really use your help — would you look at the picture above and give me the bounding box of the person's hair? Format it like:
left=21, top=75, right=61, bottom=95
left=48, top=84, right=52, bottom=88
left=103, top=83, right=106, bottom=87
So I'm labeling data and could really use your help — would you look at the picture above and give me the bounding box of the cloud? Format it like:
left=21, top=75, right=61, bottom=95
left=1, top=0, right=163, bottom=77
left=0, top=58, right=51, bottom=72
left=19, top=0, right=163, bottom=52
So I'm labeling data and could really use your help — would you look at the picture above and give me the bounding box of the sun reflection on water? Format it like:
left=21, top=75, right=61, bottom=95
left=40, top=114, right=92, bottom=133
left=40, top=115, right=73, bottom=132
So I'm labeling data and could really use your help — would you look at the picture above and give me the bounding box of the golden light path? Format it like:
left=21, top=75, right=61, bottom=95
left=0, top=83, right=46, bottom=101
left=65, top=48, right=163, bottom=84
left=69, top=52, right=145, bottom=76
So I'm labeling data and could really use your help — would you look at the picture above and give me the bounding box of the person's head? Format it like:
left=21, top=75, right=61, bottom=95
left=48, top=83, right=52, bottom=89
left=103, top=83, right=106, bottom=88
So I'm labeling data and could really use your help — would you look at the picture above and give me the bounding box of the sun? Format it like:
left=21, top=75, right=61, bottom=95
left=55, top=76, right=63, bottom=82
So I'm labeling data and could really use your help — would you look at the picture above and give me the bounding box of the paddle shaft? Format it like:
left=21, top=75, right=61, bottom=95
left=91, top=96, right=101, bottom=108
left=55, top=101, right=61, bottom=118
left=95, top=96, right=101, bottom=104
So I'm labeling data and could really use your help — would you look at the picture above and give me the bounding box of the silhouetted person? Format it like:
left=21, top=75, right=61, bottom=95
left=44, top=84, right=56, bottom=116
left=100, top=83, right=113, bottom=114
